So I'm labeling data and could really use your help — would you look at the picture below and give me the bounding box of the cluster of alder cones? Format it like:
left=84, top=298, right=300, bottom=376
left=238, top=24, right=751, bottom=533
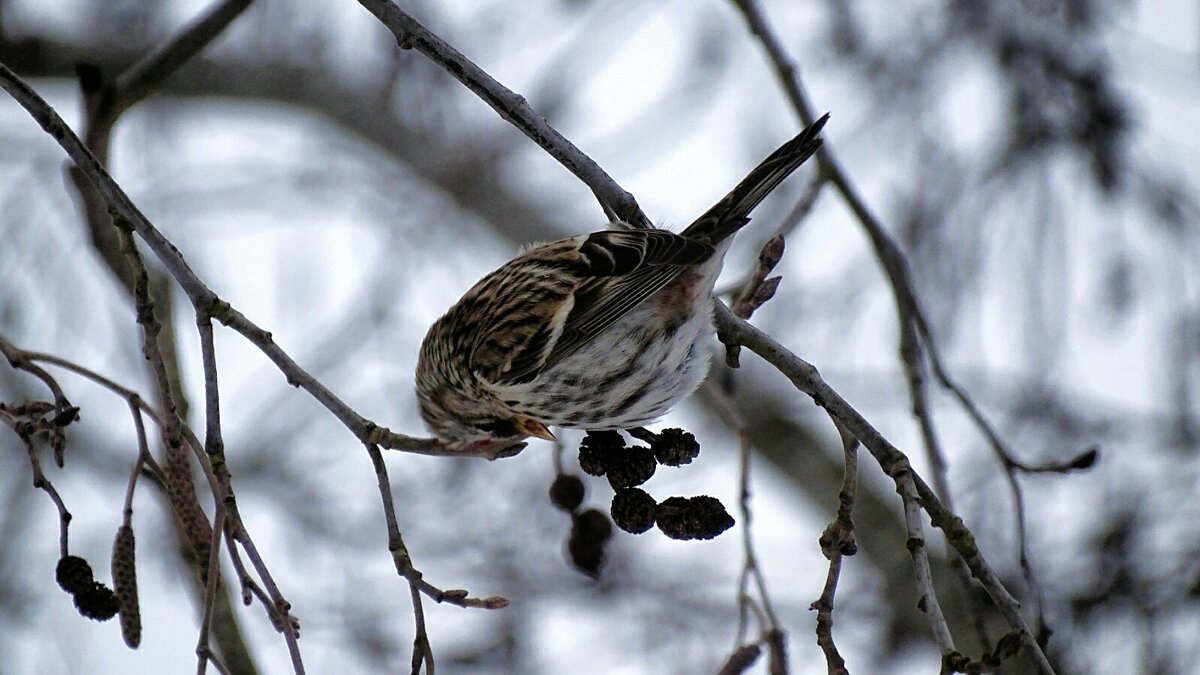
left=549, top=428, right=735, bottom=577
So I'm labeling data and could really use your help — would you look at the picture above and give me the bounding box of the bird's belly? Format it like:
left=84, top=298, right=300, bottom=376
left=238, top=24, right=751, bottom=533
left=509, top=300, right=714, bottom=429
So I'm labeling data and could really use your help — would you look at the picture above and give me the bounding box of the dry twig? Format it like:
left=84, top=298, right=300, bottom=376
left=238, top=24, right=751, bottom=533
left=713, top=302, right=1053, bottom=674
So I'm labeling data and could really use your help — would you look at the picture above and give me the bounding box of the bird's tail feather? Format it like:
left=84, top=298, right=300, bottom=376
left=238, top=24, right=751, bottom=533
left=682, top=113, right=829, bottom=243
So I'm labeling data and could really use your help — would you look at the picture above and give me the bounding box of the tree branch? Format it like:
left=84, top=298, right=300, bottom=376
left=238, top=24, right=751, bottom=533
left=354, top=0, right=651, bottom=228
left=0, top=60, right=474, bottom=458
left=713, top=302, right=1055, bottom=674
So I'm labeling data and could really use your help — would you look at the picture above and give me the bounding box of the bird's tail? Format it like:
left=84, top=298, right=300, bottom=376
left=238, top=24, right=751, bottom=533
left=682, top=113, right=828, bottom=244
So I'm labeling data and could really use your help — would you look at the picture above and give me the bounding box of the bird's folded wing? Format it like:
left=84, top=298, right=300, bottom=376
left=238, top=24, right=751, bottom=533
left=480, top=230, right=712, bottom=385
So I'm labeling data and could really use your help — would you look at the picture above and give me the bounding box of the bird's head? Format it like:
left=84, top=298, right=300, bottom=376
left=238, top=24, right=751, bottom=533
left=415, top=351, right=554, bottom=455
left=415, top=295, right=557, bottom=456
left=419, top=395, right=555, bottom=456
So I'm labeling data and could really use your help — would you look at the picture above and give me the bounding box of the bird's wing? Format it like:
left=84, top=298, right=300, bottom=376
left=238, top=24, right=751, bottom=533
left=474, top=230, right=712, bottom=386
left=471, top=113, right=830, bottom=387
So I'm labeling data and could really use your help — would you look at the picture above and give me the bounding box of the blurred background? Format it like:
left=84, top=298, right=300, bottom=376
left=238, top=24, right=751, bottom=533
left=1, top=0, right=1197, bottom=673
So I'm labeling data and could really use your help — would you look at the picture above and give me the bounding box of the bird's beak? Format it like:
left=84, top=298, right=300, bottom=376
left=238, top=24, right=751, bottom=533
left=514, top=416, right=555, bottom=441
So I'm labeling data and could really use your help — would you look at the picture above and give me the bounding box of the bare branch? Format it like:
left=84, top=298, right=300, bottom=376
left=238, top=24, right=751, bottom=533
left=353, top=0, right=651, bottom=228
left=196, top=503, right=229, bottom=675
left=408, top=582, right=435, bottom=675
left=703, top=379, right=783, bottom=654
left=894, top=469, right=958, bottom=664
left=363, top=442, right=509, bottom=610
left=0, top=61, right=463, bottom=458
left=726, top=1, right=1073, bottom=670
left=810, top=416, right=857, bottom=675
left=9, top=427, right=72, bottom=555
left=713, top=301, right=1055, bottom=674
left=111, top=0, right=256, bottom=118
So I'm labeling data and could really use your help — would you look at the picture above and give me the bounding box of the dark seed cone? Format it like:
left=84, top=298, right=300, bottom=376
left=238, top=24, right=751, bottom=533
left=578, top=444, right=607, bottom=477
left=611, top=488, right=657, bottom=534
left=549, top=474, right=585, bottom=513
left=568, top=536, right=604, bottom=578
left=56, top=555, right=94, bottom=595
left=582, top=430, right=625, bottom=451
left=73, top=581, right=120, bottom=621
left=605, top=445, right=656, bottom=490
left=111, top=525, right=142, bottom=648
left=572, top=509, right=613, bottom=544
left=568, top=508, right=613, bottom=577
left=651, top=428, right=700, bottom=466
left=578, top=430, right=625, bottom=477
left=656, top=495, right=735, bottom=540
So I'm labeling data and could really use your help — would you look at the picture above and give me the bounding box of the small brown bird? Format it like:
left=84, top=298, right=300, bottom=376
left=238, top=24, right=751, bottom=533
left=417, top=114, right=828, bottom=455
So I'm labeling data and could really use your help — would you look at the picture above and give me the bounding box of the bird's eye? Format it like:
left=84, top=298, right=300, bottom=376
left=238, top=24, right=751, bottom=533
left=476, top=419, right=517, bottom=436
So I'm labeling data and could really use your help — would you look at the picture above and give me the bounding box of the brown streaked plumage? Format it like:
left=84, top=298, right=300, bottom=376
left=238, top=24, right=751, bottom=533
left=416, top=114, right=829, bottom=454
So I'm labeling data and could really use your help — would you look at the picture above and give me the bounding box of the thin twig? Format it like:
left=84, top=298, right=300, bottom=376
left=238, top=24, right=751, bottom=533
left=122, top=400, right=152, bottom=524
left=713, top=302, right=1056, bottom=674
left=112, top=222, right=186, bottom=445
left=223, top=527, right=257, bottom=606
left=0, top=339, right=77, bottom=555
left=704, top=380, right=783, bottom=644
left=408, top=582, right=435, bottom=675
left=727, top=1, right=1066, bottom=669
left=8, top=430, right=72, bottom=555
left=194, top=310, right=233, bottom=675
left=197, top=316, right=225, bottom=462
left=9, top=336, right=303, bottom=671
left=354, top=0, right=651, bottom=228
left=5, top=339, right=168, bottom=501
left=196, top=502, right=228, bottom=675
left=898, top=313, right=997, bottom=656
left=894, top=470, right=958, bottom=665
left=0, top=340, right=73, bottom=420
left=363, top=442, right=509, bottom=610
left=13, top=346, right=163, bottom=422
left=110, top=0, right=255, bottom=118
left=811, top=418, right=857, bottom=675
left=812, top=551, right=847, bottom=675
left=0, top=61, right=480, bottom=462
left=193, top=315, right=297, bottom=664
left=924, top=357, right=1089, bottom=640
left=226, top=518, right=305, bottom=672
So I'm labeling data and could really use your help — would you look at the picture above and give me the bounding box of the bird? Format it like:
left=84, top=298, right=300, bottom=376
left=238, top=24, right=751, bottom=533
left=416, top=114, right=829, bottom=455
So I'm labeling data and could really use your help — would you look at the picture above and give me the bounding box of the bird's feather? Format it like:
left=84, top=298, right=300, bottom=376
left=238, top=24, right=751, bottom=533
left=487, top=230, right=710, bottom=384
left=683, top=112, right=828, bottom=243
left=475, top=114, right=829, bottom=387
